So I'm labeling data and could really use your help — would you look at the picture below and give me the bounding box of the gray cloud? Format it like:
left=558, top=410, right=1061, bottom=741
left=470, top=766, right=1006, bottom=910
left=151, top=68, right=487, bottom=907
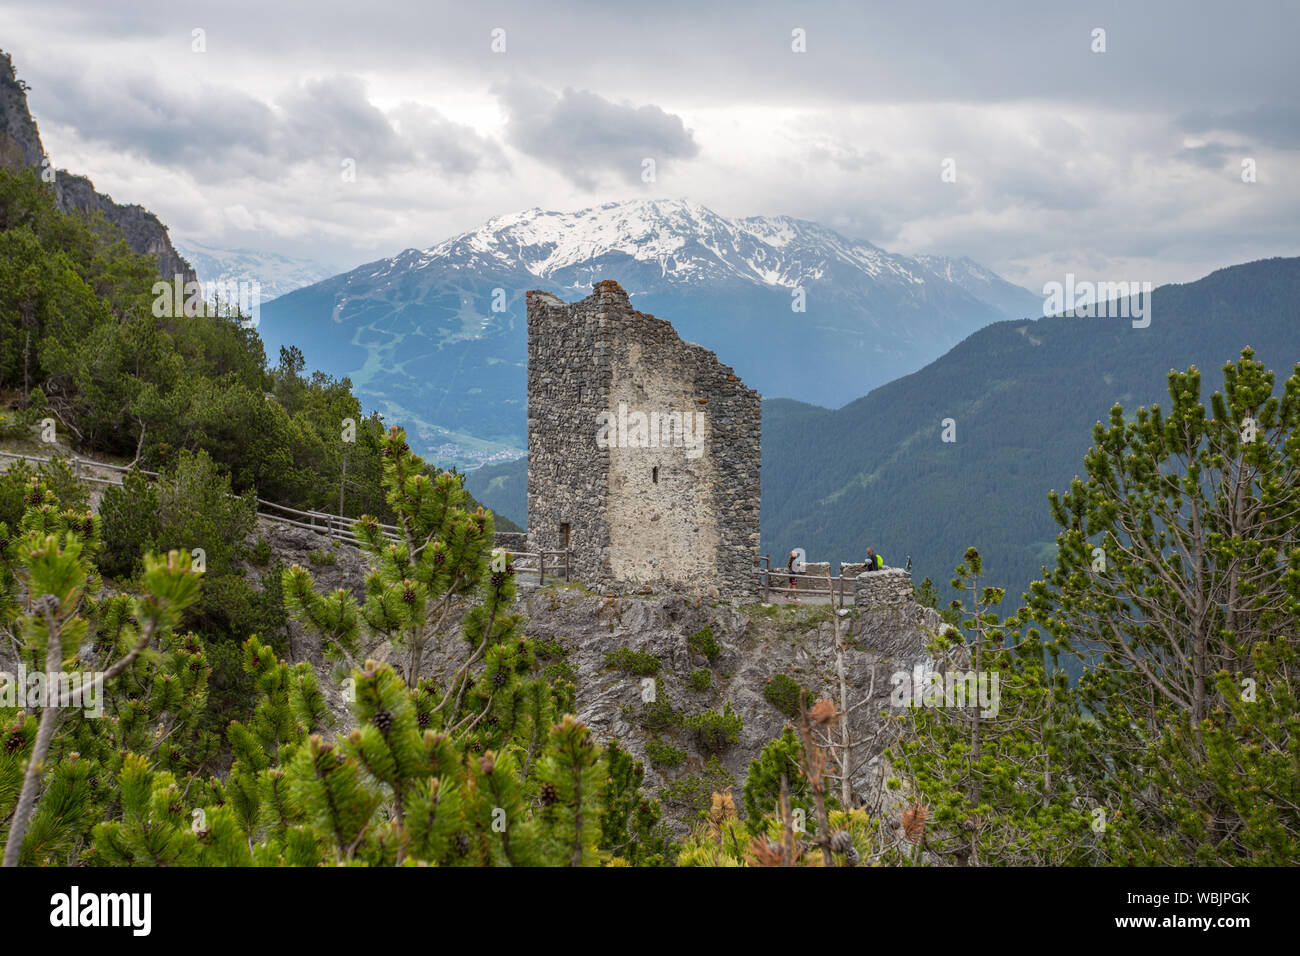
left=3, top=0, right=1295, bottom=289
left=1177, top=142, right=1235, bottom=170
left=32, top=69, right=501, bottom=183
left=1177, top=105, right=1300, bottom=151
left=494, top=80, right=699, bottom=188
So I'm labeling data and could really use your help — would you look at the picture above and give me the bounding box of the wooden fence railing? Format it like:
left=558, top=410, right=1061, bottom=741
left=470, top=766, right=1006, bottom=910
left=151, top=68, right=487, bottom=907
left=755, top=554, right=858, bottom=608
left=0, top=448, right=569, bottom=583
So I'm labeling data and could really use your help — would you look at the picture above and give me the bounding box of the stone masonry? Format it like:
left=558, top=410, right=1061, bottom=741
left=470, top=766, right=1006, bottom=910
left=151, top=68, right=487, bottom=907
left=853, top=568, right=915, bottom=608
left=526, top=280, right=761, bottom=599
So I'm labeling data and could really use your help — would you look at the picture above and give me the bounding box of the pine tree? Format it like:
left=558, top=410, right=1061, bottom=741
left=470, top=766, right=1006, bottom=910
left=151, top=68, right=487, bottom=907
left=890, top=548, right=1097, bottom=866
left=1027, top=350, right=1300, bottom=863
left=1, top=473, right=203, bottom=866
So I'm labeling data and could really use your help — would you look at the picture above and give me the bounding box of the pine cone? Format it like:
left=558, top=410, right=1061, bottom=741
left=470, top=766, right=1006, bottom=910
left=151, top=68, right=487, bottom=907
left=505, top=563, right=516, bottom=576
left=492, top=670, right=508, bottom=688
left=26, top=490, right=42, bottom=505
left=540, top=782, right=559, bottom=806
left=416, top=710, right=430, bottom=728
left=401, top=588, right=416, bottom=605
left=490, top=572, right=505, bottom=588
left=4, top=730, right=25, bottom=754
left=372, top=709, right=394, bottom=733
left=829, top=830, right=854, bottom=854
left=454, top=831, right=471, bottom=856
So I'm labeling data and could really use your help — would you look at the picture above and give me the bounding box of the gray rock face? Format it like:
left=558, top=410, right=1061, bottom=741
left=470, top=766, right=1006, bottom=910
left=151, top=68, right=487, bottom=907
left=509, top=588, right=940, bottom=832
left=54, top=173, right=196, bottom=283
left=252, top=514, right=940, bottom=834
left=0, top=51, right=195, bottom=283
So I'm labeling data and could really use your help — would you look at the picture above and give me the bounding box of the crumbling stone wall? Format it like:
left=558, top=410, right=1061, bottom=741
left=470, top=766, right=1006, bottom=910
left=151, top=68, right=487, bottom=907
left=527, top=281, right=760, bottom=599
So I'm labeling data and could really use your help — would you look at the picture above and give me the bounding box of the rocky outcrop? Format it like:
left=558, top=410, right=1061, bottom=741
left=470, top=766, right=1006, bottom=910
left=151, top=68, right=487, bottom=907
left=0, top=50, right=195, bottom=283
left=251, top=516, right=941, bottom=832
left=53, top=172, right=196, bottom=282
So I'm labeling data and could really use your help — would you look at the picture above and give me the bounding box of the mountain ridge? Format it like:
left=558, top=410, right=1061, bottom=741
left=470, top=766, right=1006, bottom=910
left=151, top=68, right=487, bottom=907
left=261, top=198, right=1038, bottom=467
left=0, top=50, right=194, bottom=282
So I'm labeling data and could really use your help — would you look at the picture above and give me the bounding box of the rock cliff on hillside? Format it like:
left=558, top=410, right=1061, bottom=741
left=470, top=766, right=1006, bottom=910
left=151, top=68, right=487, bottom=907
left=0, top=50, right=195, bottom=282
left=248, top=521, right=941, bottom=832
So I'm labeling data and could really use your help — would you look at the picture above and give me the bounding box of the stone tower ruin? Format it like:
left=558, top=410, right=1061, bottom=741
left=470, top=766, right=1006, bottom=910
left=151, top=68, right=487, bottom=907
left=526, top=280, right=761, bottom=598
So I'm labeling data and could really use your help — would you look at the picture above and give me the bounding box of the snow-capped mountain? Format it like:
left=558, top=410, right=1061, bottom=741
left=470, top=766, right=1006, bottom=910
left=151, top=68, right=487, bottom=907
left=413, top=201, right=931, bottom=289
left=175, top=241, right=342, bottom=301
left=260, top=199, right=1037, bottom=468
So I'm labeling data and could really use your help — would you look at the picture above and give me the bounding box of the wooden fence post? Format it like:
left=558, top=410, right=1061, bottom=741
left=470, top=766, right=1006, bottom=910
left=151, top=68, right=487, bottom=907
left=538, top=551, right=545, bottom=586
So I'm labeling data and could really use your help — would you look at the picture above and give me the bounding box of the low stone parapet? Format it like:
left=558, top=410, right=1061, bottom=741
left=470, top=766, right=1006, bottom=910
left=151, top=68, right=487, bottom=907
left=854, top=568, right=913, bottom=607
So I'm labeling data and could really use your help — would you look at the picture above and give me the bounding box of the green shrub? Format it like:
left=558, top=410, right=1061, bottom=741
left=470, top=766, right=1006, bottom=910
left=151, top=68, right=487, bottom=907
left=686, top=702, right=742, bottom=754
left=307, top=547, right=336, bottom=565
left=99, top=451, right=254, bottom=580
left=0, top=459, right=36, bottom=528
left=35, top=455, right=89, bottom=513
left=687, top=625, right=720, bottom=661
left=688, top=668, right=712, bottom=691
left=763, top=672, right=810, bottom=718
left=543, top=659, right=578, bottom=685
left=604, top=646, right=660, bottom=676
left=249, top=535, right=272, bottom=567
left=97, top=467, right=161, bottom=578
left=743, top=727, right=816, bottom=834
left=0, top=411, right=27, bottom=441
left=536, top=637, right=569, bottom=659
left=662, top=757, right=736, bottom=818
left=639, top=679, right=681, bottom=731
left=646, top=736, right=687, bottom=769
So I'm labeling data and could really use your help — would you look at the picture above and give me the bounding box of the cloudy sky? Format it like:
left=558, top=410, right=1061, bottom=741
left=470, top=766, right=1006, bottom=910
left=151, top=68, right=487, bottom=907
left=3, top=0, right=1297, bottom=289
